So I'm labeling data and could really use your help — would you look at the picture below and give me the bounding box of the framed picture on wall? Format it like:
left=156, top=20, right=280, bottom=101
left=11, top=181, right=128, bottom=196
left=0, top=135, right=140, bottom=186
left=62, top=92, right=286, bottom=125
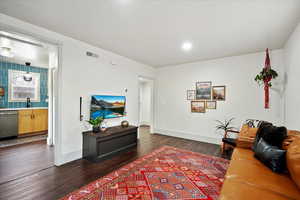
left=191, top=101, right=206, bottom=113
left=206, top=101, right=217, bottom=109
left=186, top=90, right=196, bottom=100
left=196, top=81, right=212, bottom=100
left=212, top=86, right=226, bottom=101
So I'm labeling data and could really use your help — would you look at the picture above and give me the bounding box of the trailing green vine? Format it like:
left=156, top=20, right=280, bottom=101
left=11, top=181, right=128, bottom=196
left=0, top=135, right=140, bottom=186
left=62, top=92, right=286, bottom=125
left=254, top=68, right=278, bottom=87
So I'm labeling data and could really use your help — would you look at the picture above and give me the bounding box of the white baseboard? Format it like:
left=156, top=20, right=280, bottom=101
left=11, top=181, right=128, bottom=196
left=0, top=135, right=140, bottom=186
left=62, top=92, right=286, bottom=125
left=56, top=150, right=82, bottom=166
left=154, top=128, right=221, bottom=145
left=140, top=121, right=150, bottom=126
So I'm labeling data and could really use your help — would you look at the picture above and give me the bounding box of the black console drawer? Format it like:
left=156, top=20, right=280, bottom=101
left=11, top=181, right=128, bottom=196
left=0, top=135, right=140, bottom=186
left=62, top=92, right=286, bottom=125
left=97, top=132, right=137, bottom=157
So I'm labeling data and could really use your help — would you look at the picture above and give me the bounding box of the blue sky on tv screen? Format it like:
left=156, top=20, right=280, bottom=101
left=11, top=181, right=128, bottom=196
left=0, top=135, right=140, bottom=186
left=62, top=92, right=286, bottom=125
left=93, top=95, right=125, bottom=103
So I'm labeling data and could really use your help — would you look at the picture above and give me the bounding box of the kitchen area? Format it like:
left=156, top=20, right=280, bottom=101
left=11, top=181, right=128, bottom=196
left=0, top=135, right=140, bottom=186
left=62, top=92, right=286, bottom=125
left=0, top=40, right=49, bottom=147
left=0, top=30, right=58, bottom=184
left=0, top=30, right=54, bottom=147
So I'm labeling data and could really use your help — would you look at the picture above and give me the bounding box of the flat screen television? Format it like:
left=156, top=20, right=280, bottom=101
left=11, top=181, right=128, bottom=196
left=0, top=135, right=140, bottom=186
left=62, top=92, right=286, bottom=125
left=90, top=95, right=126, bottom=119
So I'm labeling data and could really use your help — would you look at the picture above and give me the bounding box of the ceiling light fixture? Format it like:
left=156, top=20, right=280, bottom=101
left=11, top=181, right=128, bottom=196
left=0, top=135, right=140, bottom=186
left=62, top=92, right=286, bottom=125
left=23, top=62, right=32, bottom=82
left=182, top=41, right=193, bottom=52
left=0, top=47, right=14, bottom=58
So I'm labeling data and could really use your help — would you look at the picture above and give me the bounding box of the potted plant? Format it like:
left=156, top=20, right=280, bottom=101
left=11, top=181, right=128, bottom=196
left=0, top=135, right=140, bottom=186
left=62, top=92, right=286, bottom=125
left=254, top=68, right=278, bottom=87
left=216, top=118, right=238, bottom=154
left=215, top=118, right=236, bottom=138
left=87, top=117, right=104, bottom=133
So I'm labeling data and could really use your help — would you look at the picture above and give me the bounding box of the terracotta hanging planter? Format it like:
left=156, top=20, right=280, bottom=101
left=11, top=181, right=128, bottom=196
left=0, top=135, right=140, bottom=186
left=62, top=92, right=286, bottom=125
left=254, top=49, right=278, bottom=109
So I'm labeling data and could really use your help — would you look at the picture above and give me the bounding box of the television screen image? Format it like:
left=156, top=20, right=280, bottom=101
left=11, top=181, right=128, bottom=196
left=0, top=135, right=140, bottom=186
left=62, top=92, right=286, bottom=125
left=91, top=95, right=126, bottom=119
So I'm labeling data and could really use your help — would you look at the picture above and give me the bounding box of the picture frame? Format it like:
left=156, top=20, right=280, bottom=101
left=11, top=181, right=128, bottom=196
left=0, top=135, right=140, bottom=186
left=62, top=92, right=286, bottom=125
left=196, top=81, right=212, bottom=100
left=212, top=86, right=226, bottom=101
left=206, top=101, right=217, bottom=109
left=186, top=90, right=196, bottom=100
left=191, top=101, right=206, bottom=113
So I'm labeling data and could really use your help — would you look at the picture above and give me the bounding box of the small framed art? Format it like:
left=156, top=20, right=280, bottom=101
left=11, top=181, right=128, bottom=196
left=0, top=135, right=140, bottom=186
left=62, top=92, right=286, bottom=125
left=212, top=86, right=226, bottom=101
left=206, top=101, right=217, bottom=109
left=191, top=101, right=206, bottom=113
left=187, top=90, right=196, bottom=100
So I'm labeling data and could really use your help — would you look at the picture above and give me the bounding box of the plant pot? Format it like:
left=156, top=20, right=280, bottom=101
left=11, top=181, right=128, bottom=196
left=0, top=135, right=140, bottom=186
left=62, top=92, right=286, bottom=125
left=92, top=126, right=100, bottom=133
left=100, top=127, right=107, bottom=132
left=100, top=121, right=108, bottom=132
left=121, top=120, right=129, bottom=128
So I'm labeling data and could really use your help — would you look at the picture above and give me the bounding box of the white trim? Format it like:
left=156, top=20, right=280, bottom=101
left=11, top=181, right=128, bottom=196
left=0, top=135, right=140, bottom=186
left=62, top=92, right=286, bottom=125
left=53, top=45, right=63, bottom=166
left=59, top=150, right=82, bottom=165
left=138, top=76, right=155, bottom=134
left=0, top=22, right=64, bottom=166
left=140, top=121, right=150, bottom=126
left=154, top=128, right=221, bottom=145
left=0, top=21, right=62, bottom=47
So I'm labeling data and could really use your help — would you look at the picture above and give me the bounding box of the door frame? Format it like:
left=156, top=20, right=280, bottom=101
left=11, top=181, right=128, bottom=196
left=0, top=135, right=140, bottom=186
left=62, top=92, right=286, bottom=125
left=0, top=22, right=63, bottom=166
left=138, top=75, right=155, bottom=134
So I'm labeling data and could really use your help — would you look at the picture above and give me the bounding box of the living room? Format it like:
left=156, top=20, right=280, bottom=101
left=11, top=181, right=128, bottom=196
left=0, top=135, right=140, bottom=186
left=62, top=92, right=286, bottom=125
left=0, top=1, right=300, bottom=200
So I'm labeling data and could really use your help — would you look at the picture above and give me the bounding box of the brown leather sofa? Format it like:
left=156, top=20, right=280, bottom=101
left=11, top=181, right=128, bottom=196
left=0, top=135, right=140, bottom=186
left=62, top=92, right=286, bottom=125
left=219, top=128, right=300, bottom=200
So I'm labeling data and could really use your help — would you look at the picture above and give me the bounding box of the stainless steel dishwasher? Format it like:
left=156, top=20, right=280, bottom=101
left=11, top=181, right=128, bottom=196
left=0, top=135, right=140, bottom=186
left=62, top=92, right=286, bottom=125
left=0, top=110, right=18, bottom=139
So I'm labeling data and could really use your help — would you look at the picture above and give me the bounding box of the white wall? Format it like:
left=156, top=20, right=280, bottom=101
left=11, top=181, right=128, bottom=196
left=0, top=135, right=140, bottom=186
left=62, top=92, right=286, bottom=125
left=0, top=14, right=156, bottom=165
left=154, top=50, right=285, bottom=144
left=139, top=82, right=151, bottom=125
left=284, top=23, right=300, bottom=131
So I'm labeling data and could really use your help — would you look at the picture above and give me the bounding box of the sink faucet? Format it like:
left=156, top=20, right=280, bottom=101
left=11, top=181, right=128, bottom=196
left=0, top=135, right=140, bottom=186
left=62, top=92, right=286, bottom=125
left=26, top=97, right=31, bottom=108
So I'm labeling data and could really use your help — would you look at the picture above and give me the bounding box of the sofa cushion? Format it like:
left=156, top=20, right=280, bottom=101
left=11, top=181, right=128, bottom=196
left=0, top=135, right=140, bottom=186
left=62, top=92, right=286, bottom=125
left=236, top=125, right=258, bottom=148
left=252, top=121, right=273, bottom=150
left=283, top=130, right=300, bottom=150
left=253, top=124, right=287, bottom=150
left=253, top=138, right=286, bottom=173
left=224, top=148, right=300, bottom=200
left=287, top=136, right=300, bottom=189
left=219, top=178, right=292, bottom=200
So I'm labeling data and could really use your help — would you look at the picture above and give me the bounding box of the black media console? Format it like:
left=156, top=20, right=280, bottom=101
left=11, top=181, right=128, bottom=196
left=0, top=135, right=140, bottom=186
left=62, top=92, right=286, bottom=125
left=82, top=125, right=138, bottom=162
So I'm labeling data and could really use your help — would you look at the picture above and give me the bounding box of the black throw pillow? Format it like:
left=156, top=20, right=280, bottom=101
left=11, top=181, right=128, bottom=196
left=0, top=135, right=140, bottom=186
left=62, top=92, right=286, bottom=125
left=252, top=122, right=287, bottom=150
left=254, top=138, right=286, bottom=173
left=252, top=121, right=273, bottom=150
left=262, top=126, right=287, bottom=148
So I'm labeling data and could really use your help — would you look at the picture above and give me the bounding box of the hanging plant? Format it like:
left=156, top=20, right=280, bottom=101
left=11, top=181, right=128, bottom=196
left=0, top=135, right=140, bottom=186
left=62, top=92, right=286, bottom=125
left=254, top=67, right=278, bottom=87
left=256, top=48, right=279, bottom=109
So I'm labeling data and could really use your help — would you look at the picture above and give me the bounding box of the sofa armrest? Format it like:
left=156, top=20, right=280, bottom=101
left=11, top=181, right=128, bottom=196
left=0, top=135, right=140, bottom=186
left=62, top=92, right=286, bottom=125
left=227, top=130, right=240, bottom=134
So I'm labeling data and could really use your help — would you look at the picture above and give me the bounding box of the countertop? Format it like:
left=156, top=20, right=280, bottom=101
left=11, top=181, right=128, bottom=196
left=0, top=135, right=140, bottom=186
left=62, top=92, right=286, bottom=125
left=0, top=107, right=48, bottom=111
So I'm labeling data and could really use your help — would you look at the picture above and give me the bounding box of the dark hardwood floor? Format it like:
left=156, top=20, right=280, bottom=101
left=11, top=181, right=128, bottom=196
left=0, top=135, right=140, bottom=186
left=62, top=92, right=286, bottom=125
left=0, top=127, right=223, bottom=200
left=0, top=140, right=54, bottom=184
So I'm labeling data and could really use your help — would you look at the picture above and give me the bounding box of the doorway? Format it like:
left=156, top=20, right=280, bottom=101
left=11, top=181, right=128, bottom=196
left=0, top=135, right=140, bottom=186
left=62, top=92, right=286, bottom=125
left=138, top=76, right=154, bottom=134
left=0, top=30, right=59, bottom=183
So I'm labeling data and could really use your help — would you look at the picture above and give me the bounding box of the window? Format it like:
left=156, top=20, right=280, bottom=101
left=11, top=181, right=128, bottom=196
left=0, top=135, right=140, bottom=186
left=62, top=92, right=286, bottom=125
left=8, top=70, right=40, bottom=102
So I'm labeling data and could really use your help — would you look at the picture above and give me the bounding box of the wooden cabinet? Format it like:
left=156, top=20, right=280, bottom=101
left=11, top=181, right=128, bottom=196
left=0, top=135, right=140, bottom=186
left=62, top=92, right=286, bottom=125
left=18, top=110, right=34, bottom=135
left=18, top=109, right=48, bottom=135
left=32, top=109, right=48, bottom=132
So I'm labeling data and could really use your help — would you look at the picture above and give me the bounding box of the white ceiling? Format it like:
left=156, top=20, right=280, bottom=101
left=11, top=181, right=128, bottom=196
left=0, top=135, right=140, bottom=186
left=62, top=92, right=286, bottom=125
left=0, top=32, right=49, bottom=68
left=0, top=0, right=300, bottom=67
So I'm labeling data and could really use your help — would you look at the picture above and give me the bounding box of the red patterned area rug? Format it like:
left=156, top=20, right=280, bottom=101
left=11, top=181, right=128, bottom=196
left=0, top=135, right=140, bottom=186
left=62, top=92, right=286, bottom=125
left=61, top=146, right=229, bottom=200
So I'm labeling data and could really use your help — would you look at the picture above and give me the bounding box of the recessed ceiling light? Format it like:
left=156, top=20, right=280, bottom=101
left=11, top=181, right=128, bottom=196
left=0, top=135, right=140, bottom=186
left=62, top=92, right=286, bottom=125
left=182, top=41, right=193, bottom=51
left=0, top=47, right=14, bottom=58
